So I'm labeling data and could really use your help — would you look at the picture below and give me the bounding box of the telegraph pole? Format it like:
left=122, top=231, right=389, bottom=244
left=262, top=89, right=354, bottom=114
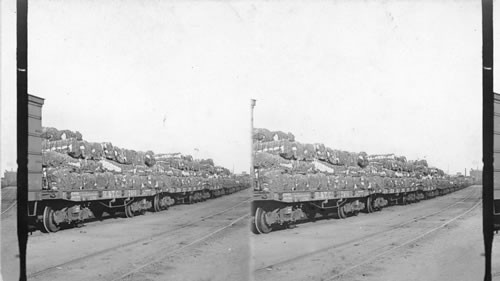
left=482, top=0, right=494, bottom=280
left=250, top=99, right=256, bottom=191
left=17, top=0, right=29, bottom=280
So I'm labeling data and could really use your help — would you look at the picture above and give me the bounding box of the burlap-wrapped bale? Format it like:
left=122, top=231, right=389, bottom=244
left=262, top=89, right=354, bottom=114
left=302, top=143, right=315, bottom=161
left=82, top=173, right=97, bottom=189
left=55, top=139, right=82, bottom=158
left=41, top=127, right=60, bottom=141
left=68, top=173, right=83, bottom=190
left=270, top=131, right=294, bottom=142
left=259, top=170, right=284, bottom=191
left=369, top=176, right=384, bottom=189
left=59, top=130, right=77, bottom=140
left=105, top=172, right=116, bottom=189
left=255, top=152, right=291, bottom=169
left=95, top=173, right=108, bottom=189
left=113, top=174, right=125, bottom=189
left=88, top=142, right=104, bottom=160
left=79, top=159, right=103, bottom=173
left=124, top=174, right=134, bottom=189
left=43, top=151, right=75, bottom=168
left=102, top=142, right=115, bottom=161
left=314, top=143, right=327, bottom=161
left=113, top=147, right=127, bottom=164
left=78, top=141, right=91, bottom=159
left=357, top=152, right=369, bottom=168
left=293, top=160, right=315, bottom=174
left=145, top=151, right=156, bottom=167
left=200, top=158, right=215, bottom=167
left=395, top=156, right=407, bottom=163
left=253, top=128, right=273, bottom=142
left=414, top=159, right=428, bottom=167
left=46, top=168, right=73, bottom=190
left=131, top=175, right=142, bottom=189
left=292, top=142, right=305, bottom=161
left=327, top=175, right=339, bottom=190
left=383, top=177, right=395, bottom=189
left=100, top=159, right=122, bottom=173
left=41, top=127, right=83, bottom=141
left=122, top=149, right=136, bottom=165
left=279, top=140, right=296, bottom=160
left=325, top=148, right=338, bottom=165
left=181, top=154, right=193, bottom=162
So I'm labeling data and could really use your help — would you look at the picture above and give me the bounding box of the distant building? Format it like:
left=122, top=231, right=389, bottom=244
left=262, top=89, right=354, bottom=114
left=470, top=169, right=482, bottom=184
left=1, top=170, right=17, bottom=188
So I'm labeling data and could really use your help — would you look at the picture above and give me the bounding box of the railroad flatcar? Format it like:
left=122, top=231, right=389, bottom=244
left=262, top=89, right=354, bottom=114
left=27, top=94, right=249, bottom=233
left=251, top=162, right=471, bottom=235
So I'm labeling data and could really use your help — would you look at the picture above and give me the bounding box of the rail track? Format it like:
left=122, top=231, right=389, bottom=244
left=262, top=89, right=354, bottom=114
left=115, top=213, right=249, bottom=281
left=1, top=201, right=17, bottom=216
left=28, top=196, right=251, bottom=280
left=254, top=186, right=481, bottom=279
left=326, top=199, right=481, bottom=280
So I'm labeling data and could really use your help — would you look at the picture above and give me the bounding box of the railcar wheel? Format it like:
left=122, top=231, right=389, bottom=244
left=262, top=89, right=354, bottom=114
left=250, top=216, right=260, bottom=234
left=255, top=208, right=272, bottom=234
left=125, top=204, right=134, bottom=218
left=335, top=205, right=347, bottom=219
left=153, top=195, right=161, bottom=212
left=365, top=197, right=374, bottom=213
left=42, top=206, right=61, bottom=233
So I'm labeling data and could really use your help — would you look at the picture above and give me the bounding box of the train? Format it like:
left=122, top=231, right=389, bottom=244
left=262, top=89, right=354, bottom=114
left=251, top=173, right=472, bottom=234
left=27, top=94, right=249, bottom=233
left=250, top=132, right=474, bottom=235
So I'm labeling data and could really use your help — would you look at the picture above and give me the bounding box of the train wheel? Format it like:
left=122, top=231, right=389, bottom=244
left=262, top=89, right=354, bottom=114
left=334, top=205, right=347, bottom=219
left=250, top=216, right=260, bottom=234
left=125, top=204, right=134, bottom=218
left=254, top=208, right=272, bottom=234
left=42, top=206, right=61, bottom=233
left=365, top=197, right=374, bottom=213
left=153, top=195, right=161, bottom=212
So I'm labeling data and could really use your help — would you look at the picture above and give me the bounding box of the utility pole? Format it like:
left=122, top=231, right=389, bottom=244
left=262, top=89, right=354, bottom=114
left=482, top=0, right=494, bottom=280
left=250, top=99, right=256, bottom=191
left=17, top=0, right=29, bottom=280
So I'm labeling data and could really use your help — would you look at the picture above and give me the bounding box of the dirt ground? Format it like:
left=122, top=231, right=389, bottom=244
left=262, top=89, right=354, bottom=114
left=1, top=186, right=20, bottom=281
left=3, top=185, right=500, bottom=281
left=1, top=188, right=250, bottom=281
left=252, top=185, right=485, bottom=281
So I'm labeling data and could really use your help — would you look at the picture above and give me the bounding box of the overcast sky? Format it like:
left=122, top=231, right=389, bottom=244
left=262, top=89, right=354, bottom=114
left=0, top=0, right=496, bottom=177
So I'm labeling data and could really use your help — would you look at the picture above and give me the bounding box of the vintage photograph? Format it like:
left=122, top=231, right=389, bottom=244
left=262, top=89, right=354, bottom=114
left=2, top=1, right=251, bottom=281
left=249, top=2, right=487, bottom=281
left=1, top=1, right=498, bottom=281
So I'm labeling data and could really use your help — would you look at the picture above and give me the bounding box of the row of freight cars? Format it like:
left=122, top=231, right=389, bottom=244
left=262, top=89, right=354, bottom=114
left=251, top=176, right=472, bottom=234
left=27, top=95, right=249, bottom=233
left=250, top=128, right=474, bottom=234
